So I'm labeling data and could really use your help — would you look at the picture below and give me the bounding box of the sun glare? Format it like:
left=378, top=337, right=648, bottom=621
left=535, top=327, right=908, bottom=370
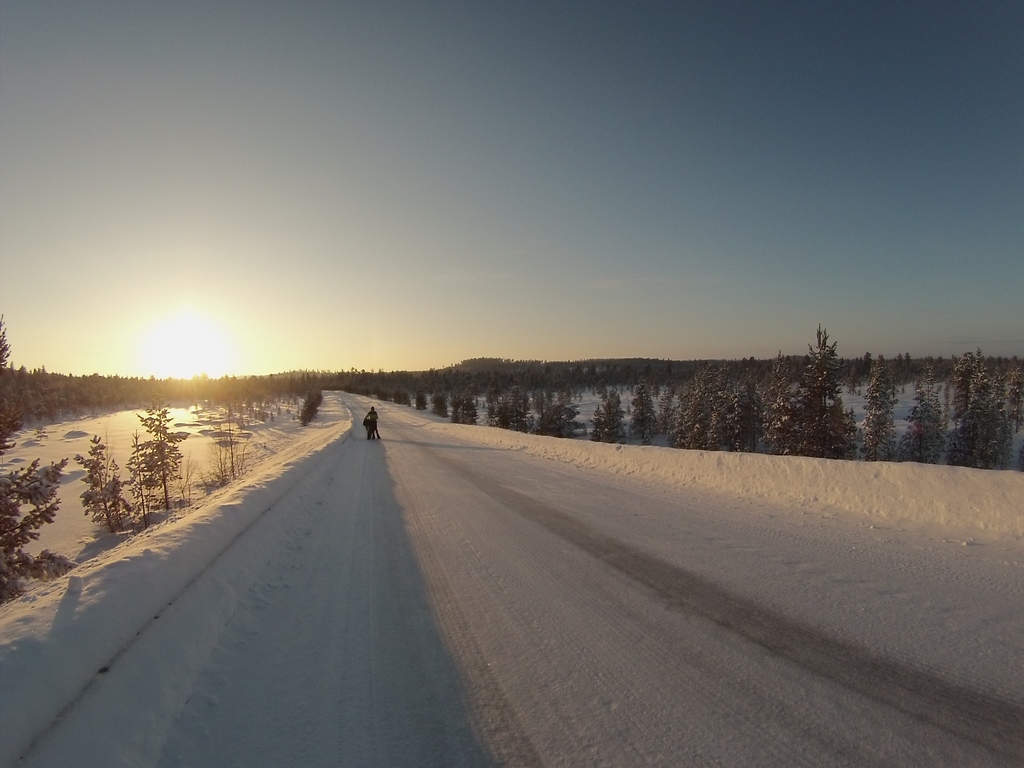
left=139, top=309, right=234, bottom=379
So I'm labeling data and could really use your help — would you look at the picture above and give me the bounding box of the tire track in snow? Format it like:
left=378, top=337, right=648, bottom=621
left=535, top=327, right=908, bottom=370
left=425, top=449, right=1024, bottom=763
left=388, top=440, right=548, bottom=767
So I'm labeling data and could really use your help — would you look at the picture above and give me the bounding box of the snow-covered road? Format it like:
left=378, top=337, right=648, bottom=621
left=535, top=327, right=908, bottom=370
left=14, top=394, right=1024, bottom=766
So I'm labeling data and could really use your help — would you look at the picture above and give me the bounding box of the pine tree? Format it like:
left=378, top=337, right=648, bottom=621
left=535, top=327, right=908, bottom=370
left=414, top=391, right=427, bottom=410
left=555, top=389, right=582, bottom=437
left=707, top=368, right=733, bottom=451
left=655, top=386, right=675, bottom=436
left=450, top=393, right=478, bottom=424
left=591, top=389, right=624, bottom=443
left=946, top=352, right=1013, bottom=469
left=672, top=366, right=724, bottom=450
left=861, top=356, right=897, bottom=461
left=127, top=432, right=155, bottom=529
left=505, top=385, right=533, bottom=433
left=300, top=390, right=323, bottom=425
left=762, top=353, right=797, bottom=455
left=0, top=318, right=74, bottom=602
left=629, top=381, right=656, bottom=445
left=431, top=392, right=448, bottom=418
left=75, top=435, right=133, bottom=533
left=897, top=367, right=947, bottom=464
left=535, top=390, right=566, bottom=437
left=791, top=327, right=856, bottom=459
left=1007, top=367, right=1022, bottom=433
left=727, top=377, right=762, bottom=452
left=137, top=401, right=187, bottom=511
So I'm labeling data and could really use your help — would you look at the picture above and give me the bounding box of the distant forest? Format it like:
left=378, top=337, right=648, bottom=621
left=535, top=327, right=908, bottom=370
left=4, top=346, right=1019, bottom=429
left=326, top=351, right=1020, bottom=404
left=0, top=368, right=323, bottom=424
left=327, top=344, right=1021, bottom=471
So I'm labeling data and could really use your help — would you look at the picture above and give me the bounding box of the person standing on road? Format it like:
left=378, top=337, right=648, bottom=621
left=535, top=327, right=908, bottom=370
left=364, top=406, right=380, bottom=439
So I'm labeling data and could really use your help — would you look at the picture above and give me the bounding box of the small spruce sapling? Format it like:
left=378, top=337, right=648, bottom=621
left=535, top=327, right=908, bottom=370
left=75, top=435, right=133, bottom=533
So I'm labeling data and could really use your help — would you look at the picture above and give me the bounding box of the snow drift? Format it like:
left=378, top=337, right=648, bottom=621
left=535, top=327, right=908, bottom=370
left=424, top=421, right=1024, bottom=538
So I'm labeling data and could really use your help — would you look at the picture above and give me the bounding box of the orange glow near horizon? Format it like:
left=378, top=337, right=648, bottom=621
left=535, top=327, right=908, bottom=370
left=136, top=308, right=235, bottom=379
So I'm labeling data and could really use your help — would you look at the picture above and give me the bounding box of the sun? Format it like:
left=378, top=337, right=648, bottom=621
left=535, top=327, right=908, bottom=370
left=139, top=308, right=234, bottom=379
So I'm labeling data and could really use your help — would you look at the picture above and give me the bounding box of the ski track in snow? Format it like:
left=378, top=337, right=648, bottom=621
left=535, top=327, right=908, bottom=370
left=4, top=393, right=1023, bottom=767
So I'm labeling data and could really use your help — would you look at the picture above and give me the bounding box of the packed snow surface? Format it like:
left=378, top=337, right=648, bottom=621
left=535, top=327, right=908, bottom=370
left=1, top=393, right=1022, bottom=766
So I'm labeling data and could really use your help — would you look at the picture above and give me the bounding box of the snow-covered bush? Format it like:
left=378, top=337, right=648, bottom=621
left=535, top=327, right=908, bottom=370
left=0, top=318, right=73, bottom=602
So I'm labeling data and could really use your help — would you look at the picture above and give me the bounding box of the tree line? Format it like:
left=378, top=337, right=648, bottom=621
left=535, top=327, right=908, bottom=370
left=342, top=328, right=1022, bottom=472
left=0, top=366, right=327, bottom=425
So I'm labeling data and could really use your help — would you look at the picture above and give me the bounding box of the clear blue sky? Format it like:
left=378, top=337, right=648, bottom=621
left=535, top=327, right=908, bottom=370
left=1, top=1, right=1021, bottom=376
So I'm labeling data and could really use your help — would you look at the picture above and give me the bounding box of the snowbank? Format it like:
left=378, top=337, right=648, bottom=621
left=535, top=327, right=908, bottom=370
left=0, top=416, right=351, bottom=768
left=423, top=422, right=1024, bottom=538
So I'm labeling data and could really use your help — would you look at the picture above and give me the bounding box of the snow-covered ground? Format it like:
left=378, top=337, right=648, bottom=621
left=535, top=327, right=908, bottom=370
left=1, top=392, right=1022, bottom=766
left=3, top=399, right=310, bottom=563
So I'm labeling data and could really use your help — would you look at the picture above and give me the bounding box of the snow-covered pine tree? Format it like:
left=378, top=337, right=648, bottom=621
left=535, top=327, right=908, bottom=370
left=629, top=381, right=656, bottom=445
left=461, top=393, right=476, bottom=424
left=762, top=353, right=797, bottom=455
left=727, top=377, right=762, bottom=452
left=0, top=318, right=74, bottom=602
left=673, top=366, right=729, bottom=450
left=506, top=384, right=533, bottom=433
left=484, top=392, right=499, bottom=426
left=300, top=390, right=322, bottom=425
left=127, top=431, right=155, bottom=529
left=1008, top=366, right=1022, bottom=434
left=791, top=327, right=856, bottom=459
left=946, top=351, right=1013, bottom=469
left=673, top=369, right=708, bottom=449
left=137, top=401, right=188, bottom=511
left=990, top=371, right=1014, bottom=468
left=555, top=389, right=582, bottom=437
left=75, top=435, right=133, bottom=533
left=534, top=390, right=561, bottom=436
left=655, top=386, right=675, bottom=437
left=861, top=355, right=897, bottom=461
left=589, top=399, right=602, bottom=442
left=897, top=366, right=947, bottom=464
left=591, top=389, right=624, bottom=443
left=431, top=392, right=449, bottom=418
left=707, top=368, right=733, bottom=451
left=450, top=392, right=478, bottom=424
